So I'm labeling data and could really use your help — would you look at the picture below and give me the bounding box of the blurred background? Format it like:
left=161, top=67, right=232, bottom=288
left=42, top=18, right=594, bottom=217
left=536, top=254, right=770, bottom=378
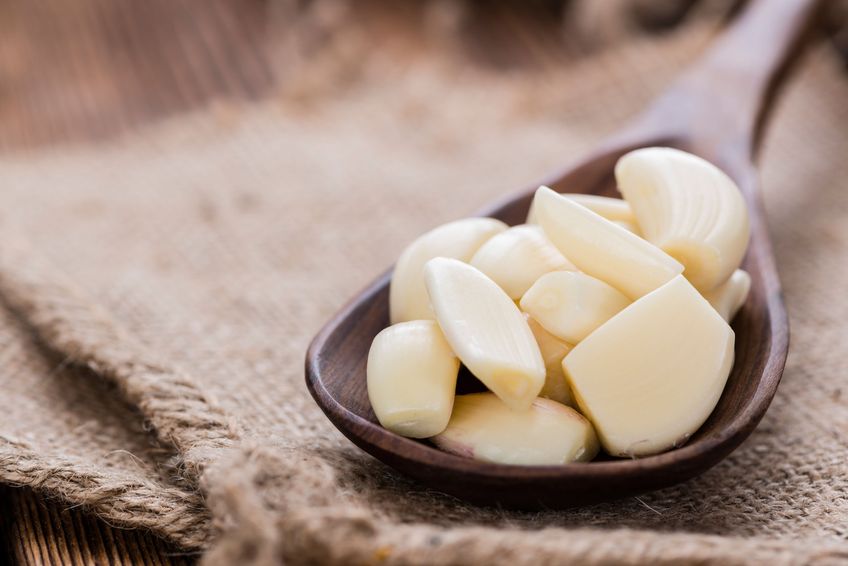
left=0, top=0, right=845, bottom=150
left=1, top=1, right=846, bottom=564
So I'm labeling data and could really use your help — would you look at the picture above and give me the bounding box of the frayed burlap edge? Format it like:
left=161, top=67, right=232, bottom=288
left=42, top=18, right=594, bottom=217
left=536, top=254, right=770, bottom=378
left=0, top=435, right=211, bottom=548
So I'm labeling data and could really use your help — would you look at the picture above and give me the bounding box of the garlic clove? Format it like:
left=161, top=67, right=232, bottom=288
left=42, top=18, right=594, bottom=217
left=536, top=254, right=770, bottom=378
left=390, top=218, right=507, bottom=324
left=470, top=225, right=575, bottom=300
left=520, top=271, right=631, bottom=344
left=612, top=220, right=641, bottom=235
left=561, top=193, right=635, bottom=222
left=432, top=393, right=598, bottom=465
left=563, top=275, right=734, bottom=458
left=526, top=196, right=539, bottom=225
left=425, top=258, right=545, bottom=411
left=528, top=193, right=634, bottom=225
left=525, top=315, right=574, bottom=406
left=703, top=269, right=751, bottom=321
left=534, top=186, right=683, bottom=299
left=367, top=320, right=460, bottom=438
left=615, top=147, right=750, bottom=291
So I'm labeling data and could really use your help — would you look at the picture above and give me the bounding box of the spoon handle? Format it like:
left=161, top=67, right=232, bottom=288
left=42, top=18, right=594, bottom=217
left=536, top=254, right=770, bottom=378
left=617, top=0, right=824, bottom=175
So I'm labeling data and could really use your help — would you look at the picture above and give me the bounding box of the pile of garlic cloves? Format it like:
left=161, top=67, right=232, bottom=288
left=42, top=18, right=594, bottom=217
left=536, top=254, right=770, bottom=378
left=368, top=147, right=751, bottom=465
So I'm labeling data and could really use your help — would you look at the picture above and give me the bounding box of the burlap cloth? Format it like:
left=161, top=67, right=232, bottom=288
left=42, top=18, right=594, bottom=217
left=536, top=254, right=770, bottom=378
left=1, top=11, right=847, bottom=565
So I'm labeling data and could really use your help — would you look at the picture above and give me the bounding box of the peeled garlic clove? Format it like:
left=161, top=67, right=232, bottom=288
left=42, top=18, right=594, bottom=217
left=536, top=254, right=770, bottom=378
left=561, top=194, right=635, bottom=222
left=470, top=225, right=575, bottom=300
left=526, top=196, right=540, bottom=224
left=615, top=147, right=750, bottom=291
left=612, top=220, right=641, bottom=235
left=520, top=271, right=631, bottom=344
left=432, top=393, right=598, bottom=465
left=703, top=269, right=751, bottom=321
left=525, top=315, right=574, bottom=406
left=425, top=258, right=545, bottom=410
left=528, top=193, right=634, bottom=225
left=534, top=186, right=683, bottom=299
left=390, top=218, right=508, bottom=324
left=367, top=320, right=460, bottom=438
left=563, top=275, right=734, bottom=457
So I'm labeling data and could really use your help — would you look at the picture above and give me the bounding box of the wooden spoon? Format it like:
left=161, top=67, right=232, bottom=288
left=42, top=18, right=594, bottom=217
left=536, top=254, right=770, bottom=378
left=306, top=0, right=822, bottom=508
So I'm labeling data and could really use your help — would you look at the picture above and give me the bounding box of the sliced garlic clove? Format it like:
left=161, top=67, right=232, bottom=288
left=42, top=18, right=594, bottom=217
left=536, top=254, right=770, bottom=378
left=534, top=186, right=683, bottom=299
left=561, top=194, right=635, bottom=222
left=703, top=269, right=751, bottom=321
left=615, top=147, right=750, bottom=291
left=424, top=258, right=545, bottom=410
left=528, top=193, right=635, bottom=225
left=612, top=220, right=641, bottom=235
left=470, top=225, right=575, bottom=300
left=432, top=393, right=598, bottom=465
left=390, top=218, right=508, bottom=324
left=525, top=315, right=574, bottom=406
left=520, top=271, right=631, bottom=344
left=367, top=320, right=460, bottom=438
left=563, top=275, right=734, bottom=458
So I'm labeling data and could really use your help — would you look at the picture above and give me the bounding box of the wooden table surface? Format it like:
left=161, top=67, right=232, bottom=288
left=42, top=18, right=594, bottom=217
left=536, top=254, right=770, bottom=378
left=0, top=0, right=843, bottom=563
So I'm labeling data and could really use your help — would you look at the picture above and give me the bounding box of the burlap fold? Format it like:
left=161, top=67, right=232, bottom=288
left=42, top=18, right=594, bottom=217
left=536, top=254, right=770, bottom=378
left=1, top=17, right=847, bottom=565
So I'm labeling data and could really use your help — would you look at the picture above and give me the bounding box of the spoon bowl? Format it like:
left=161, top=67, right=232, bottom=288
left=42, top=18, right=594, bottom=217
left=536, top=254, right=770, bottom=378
left=306, top=0, right=819, bottom=508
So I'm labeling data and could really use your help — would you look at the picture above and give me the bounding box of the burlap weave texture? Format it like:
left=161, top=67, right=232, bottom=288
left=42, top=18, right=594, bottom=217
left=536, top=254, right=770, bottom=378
left=0, top=19, right=847, bottom=565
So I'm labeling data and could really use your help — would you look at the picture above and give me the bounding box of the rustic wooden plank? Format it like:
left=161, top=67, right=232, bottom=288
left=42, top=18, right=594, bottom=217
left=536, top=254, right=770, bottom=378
left=0, top=0, right=576, bottom=151
left=0, top=0, right=274, bottom=150
left=0, top=486, right=196, bottom=565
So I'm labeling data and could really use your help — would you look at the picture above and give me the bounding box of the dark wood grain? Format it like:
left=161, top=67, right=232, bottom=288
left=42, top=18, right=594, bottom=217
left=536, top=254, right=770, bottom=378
left=306, top=0, right=821, bottom=509
left=0, top=0, right=274, bottom=151
left=0, top=0, right=573, bottom=152
left=0, top=486, right=195, bottom=566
